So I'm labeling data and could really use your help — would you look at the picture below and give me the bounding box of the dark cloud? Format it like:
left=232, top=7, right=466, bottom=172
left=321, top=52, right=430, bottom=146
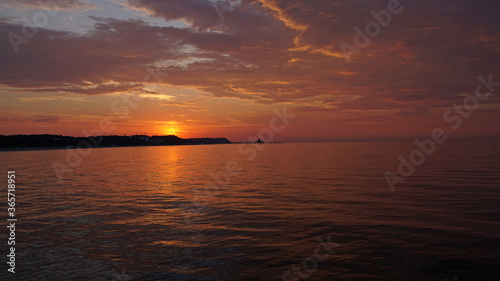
left=0, top=0, right=499, bottom=114
left=33, top=115, right=61, bottom=122
left=0, top=115, right=61, bottom=123
left=0, top=0, right=98, bottom=11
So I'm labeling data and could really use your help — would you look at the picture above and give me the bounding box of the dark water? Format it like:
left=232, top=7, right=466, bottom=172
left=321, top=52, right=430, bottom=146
left=0, top=140, right=499, bottom=280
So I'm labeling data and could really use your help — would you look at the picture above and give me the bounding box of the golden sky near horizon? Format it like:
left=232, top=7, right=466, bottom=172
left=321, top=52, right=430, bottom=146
left=1, top=0, right=499, bottom=142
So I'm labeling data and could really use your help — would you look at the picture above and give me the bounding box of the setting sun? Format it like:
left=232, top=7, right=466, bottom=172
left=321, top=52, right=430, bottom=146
left=159, top=126, right=179, bottom=136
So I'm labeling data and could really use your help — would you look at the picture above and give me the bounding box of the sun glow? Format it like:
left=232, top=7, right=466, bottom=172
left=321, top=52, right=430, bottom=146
left=160, top=126, right=179, bottom=136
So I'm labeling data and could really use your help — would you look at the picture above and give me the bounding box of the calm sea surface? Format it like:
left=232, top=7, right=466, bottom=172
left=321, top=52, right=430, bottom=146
left=0, top=141, right=499, bottom=280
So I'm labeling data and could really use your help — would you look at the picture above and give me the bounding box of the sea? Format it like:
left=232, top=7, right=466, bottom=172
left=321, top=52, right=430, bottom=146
left=0, top=140, right=499, bottom=281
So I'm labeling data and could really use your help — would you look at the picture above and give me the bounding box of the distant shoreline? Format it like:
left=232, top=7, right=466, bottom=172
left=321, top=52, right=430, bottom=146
left=0, top=134, right=232, bottom=152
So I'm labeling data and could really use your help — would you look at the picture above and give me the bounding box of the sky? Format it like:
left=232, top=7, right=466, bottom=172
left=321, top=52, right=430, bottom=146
left=0, top=0, right=499, bottom=142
